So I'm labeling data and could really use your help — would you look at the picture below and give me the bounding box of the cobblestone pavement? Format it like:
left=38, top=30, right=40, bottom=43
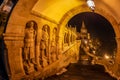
left=45, top=62, right=117, bottom=80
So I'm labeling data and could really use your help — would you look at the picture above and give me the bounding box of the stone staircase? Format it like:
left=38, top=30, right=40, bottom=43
left=45, top=61, right=117, bottom=80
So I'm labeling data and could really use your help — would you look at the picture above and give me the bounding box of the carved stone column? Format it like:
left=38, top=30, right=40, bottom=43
left=3, top=33, right=25, bottom=80
left=56, top=35, right=59, bottom=59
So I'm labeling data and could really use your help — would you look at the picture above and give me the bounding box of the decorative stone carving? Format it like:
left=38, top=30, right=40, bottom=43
left=50, top=28, right=57, bottom=63
left=64, top=33, right=67, bottom=44
left=40, top=24, right=49, bottom=67
left=23, top=20, right=38, bottom=74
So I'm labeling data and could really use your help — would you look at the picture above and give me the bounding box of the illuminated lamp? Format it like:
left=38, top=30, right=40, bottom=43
left=86, top=0, right=95, bottom=12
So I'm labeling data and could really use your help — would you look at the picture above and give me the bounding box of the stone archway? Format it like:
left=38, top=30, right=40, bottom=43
left=58, top=4, right=120, bottom=78
left=2, top=0, right=120, bottom=79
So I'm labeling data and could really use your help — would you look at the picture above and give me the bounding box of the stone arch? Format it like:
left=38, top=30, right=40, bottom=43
left=59, top=4, right=119, bottom=37
left=58, top=4, right=120, bottom=63
left=2, top=0, right=120, bottom=79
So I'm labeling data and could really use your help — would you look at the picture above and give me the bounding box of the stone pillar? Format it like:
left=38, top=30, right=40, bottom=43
left=3, top=33, right=25, bottom=80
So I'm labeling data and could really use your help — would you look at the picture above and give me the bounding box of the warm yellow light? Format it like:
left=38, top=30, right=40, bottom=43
left=84, top=40, right=88, bottom=44
left=104, top=54, right=109, bottom=59
left=93, top=50, right=95, bottom=54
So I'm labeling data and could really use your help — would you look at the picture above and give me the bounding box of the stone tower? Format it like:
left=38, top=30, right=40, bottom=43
left=80, top=21, right=88, bottom=39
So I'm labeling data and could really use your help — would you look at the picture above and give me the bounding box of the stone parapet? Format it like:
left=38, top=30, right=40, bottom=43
left=3, top=33, right=25, bottom=80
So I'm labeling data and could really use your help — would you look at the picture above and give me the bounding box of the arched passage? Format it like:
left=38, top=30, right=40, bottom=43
left=58, top=4, right=120, bottom=78
left=58, top=4, right=120, bottom=61
left=1, top=0, right=120, bottom=79
left=68, top=12, right=117, bottom=57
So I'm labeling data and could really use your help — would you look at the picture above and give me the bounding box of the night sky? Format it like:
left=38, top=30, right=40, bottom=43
left=68, top=12, right=117, bottom=56
left=0, top=0, right=3, bottom=5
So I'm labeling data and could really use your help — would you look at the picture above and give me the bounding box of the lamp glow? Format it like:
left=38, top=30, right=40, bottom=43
left=87, top=0, right=95, bottom=12
left=104, top=54, right=109, bottom=59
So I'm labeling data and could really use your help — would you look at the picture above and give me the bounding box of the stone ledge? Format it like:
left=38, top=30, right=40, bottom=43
left=3, top=33, right=24, bottom=41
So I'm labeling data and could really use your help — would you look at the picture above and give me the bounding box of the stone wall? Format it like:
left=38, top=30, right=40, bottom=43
left=3, top=0, right=80, bottom=79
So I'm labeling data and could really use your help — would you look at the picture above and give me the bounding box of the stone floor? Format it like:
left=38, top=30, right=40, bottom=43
left=0, top=61, right=117, bottom=80
left=45, top=61, right=117, bottom=80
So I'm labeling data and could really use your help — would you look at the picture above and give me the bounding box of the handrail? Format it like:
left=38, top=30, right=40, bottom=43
left=62, top=42, right=77, bottom=54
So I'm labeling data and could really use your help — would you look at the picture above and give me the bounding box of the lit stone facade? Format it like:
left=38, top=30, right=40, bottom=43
left=2, top=0, right=120, bottom=79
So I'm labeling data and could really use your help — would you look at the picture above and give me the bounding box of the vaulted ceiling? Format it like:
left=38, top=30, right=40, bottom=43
left=31, top=0, right=120, bottom=24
